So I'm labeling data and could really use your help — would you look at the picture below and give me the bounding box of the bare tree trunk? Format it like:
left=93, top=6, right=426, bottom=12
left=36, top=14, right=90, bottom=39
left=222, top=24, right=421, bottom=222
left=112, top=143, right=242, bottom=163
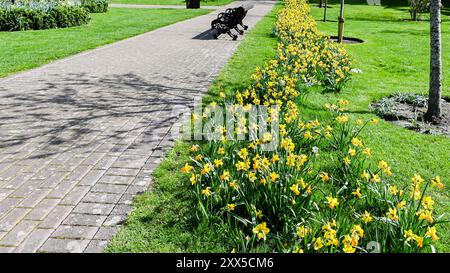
left=425, top=0, right=442, bottom=122
left=337, top=0, right=345, bottom=43
left=323, top=0, right=328, bottom=22
left=319, top=0, right=323, bottom=8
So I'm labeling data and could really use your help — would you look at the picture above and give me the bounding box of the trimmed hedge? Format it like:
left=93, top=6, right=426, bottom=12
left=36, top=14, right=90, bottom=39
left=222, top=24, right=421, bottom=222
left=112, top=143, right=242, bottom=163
left=0, top=6, right=90, bottom=31
left=81, top=0, right=108, bottom=14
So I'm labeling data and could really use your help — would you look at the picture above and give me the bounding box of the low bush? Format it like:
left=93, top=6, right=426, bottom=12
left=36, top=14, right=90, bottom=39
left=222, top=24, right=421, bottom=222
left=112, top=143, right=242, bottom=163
left=408, top=0, right=429, bottom=21
left=81, top=0, right=108, bottom=13
left=0, top=4, right=90, bottom=31
left=371, top=92, right=428, bottom=120
left=181, top=0, right=445, bottom=253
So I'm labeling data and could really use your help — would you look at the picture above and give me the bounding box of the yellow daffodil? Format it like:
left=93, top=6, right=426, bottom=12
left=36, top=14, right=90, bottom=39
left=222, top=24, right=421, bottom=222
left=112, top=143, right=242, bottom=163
left=180, top=163, right=193, bottom=174
left=227, top=203, right=236, bottom=212
left=361, top=211, right=373, bottom=223
left=256, top=209, right=263, bottom=219
left=214, top=159, right=223, bottom=168
left=297, top=225, right=309, bottom=238
left=370, top=174, right=381, bottom=183
left=313, top=237, right=323, bottom=250
left=190, top=174, right=198, bottom=185
left=220, top=171, right=230, bottom=181
left=326, top=196, right=339, bottom=209
left=362, top=148, right=372, bottom=157
left=351, top=137, right=363, bottom=147
left=319, top=172, right=330, bottom=182
left=348, top=148, right=356, bottom=156
left=336, top=115, right=349, bottom=124
left=386, top=207, right=398, bottom=222
left=270, top=172, right=280, bottom=182
left=431, top=176, right=444, bottom=190
left=290, top=184, right=300, bottom=196
left=352, top=187, right=362, bottom=198
left=253, top=222, right=270, bottom=241
left=426, top=226, right=439, bottom=241
left=201, top=187, right=212, bottom=197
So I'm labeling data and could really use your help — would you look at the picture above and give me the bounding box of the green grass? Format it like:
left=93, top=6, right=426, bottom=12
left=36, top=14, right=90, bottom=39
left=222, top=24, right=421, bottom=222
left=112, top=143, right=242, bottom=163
left=106, top=3, right=281, bottom=253
left=108, top=0, right=450, bottom=252
left=0, top=8, right=209, bottom=78
left=111, top=0, right=234, bottom=6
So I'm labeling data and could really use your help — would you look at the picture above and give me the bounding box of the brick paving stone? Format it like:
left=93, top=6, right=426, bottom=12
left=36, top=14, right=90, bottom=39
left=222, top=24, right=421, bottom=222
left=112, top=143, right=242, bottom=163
left=0, top=207, right=31, bottom=232
left=47, top=180, right=78, bottom=199
left=51, top=225, right=99, bottom=240
left=93, top=226, right=121, bottom=240
left=39, top=238, right=90, bottom=253
left=73, top=203, right=114, bottom=215
left=77, top=169, right=106, bottom=186
left=25, top=199, right=60, bottom=221
left=82, top=192, right=122, bottom=204
left=91, top=183, right=128, bottom=194
left=96, top=175, right=134, bottom=185
left=0, top=246, right=14, bottom=253
left=118, top=194, right=135, bottom=205
left=84, top=239, right=108, bottom=253
left=111, top=204, right=133, bottom=216
left=0, top=220, right=38, bottom=247
left=18, top=189, right=51, bottom=208
left=62, top=213, right=107, bottom=227
left=80, top=152, right=107, bottom=167
left=60, top=186, right=91, bottom=206
left=125, top=185, right=148, bottom=195
left=10, top=180, right=41, bottom=198
left=0, top=0, right=274, bottom=252
left=38, top=172, right=69, bottom=188
left=38, top=205, right=73, bottom=229
left=1, top=174, right=33, bottom=190
left=103, top=214, right=127, bottom=227
left=0, top=197, right=22, bottom=219
left=104, top=168, right=140, bottom=177
left=92, top=155, right=119, bottom=170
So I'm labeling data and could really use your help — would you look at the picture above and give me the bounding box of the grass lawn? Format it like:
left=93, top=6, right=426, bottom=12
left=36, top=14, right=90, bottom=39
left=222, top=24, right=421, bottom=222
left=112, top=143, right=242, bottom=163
left=106, top=3, right=281, bottom=253
left=108, top=0, right=450, bottom=252
left=111, top=0, right=235, bottom=6
left=0, top=8, right=209, bottom=78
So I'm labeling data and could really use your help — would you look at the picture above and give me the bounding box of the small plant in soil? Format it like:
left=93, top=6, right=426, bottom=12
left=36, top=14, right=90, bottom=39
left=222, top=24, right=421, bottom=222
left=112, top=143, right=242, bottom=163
left=371, top=92, right=450, bottom=136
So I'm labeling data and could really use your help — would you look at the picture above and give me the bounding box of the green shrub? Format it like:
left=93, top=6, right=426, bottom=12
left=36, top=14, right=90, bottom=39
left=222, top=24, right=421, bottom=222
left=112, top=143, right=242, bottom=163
left=81, top=0, right=108, bottom=13
left=0, top=5, right=89, bottom=31
left=408, top=0, right=429, bottom=21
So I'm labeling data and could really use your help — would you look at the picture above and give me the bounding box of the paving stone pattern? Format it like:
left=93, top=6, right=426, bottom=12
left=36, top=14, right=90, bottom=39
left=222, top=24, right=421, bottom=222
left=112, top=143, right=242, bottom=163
left=0, top=0, right=275, bottom=252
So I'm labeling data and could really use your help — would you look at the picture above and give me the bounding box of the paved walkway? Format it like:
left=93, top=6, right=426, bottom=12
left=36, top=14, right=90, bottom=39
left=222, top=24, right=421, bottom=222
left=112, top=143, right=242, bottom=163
left=110, top=3, right=221, bottom=9
left=0, top=1, right=275, bottom=252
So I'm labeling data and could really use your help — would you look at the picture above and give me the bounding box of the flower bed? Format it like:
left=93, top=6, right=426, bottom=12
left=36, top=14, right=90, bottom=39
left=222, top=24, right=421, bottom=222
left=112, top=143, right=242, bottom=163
left=0, top=0, right=109, bottom=31
left=181, top=0, right=444, bottom=253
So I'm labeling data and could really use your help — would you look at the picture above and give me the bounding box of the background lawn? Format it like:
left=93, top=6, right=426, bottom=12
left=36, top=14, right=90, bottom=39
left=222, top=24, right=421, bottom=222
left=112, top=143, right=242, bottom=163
left=308, top=0, right=450, bottom=250
left=0, top=8, right=209, bottom=78
left=111, top=0, right=234, bottom=6
left=108, top=0, right=450, bottom=252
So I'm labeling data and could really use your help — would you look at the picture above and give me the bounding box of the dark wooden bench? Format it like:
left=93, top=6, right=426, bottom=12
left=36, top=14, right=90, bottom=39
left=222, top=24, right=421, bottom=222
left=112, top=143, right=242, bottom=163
left=210, top=4, right=253, bottom=40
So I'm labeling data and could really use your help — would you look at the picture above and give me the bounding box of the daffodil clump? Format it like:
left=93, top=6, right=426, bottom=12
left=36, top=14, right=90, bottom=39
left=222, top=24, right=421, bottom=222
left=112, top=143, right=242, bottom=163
left=275, top=0, right=351, bottom=92
left=180, top=0, right=444, bottom=253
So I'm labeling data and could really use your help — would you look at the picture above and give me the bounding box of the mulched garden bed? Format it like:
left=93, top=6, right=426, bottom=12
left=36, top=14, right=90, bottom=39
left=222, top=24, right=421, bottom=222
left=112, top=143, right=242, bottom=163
left=329, top=36, right=364, bottom=44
